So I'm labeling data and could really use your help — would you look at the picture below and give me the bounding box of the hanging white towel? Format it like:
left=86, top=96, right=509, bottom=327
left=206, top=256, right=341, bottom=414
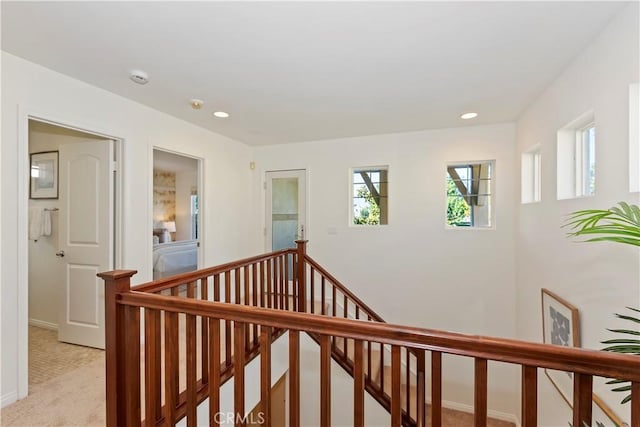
left=29, top=207, right=44, bottom=241
left=42, top=209, right=52, bottom=237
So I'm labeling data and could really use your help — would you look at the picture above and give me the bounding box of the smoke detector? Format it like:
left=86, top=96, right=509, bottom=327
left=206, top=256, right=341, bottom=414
left=190, top=99, right=204, bottom=110
left=129, top=70, right=149, bottom=85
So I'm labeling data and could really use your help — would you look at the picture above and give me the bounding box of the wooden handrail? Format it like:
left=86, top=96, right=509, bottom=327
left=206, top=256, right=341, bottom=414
left=304, top=254, right=385, bottom=322
left=117, top=290, right=640, bottom=381
left=133, top=248, right=292, bottom=293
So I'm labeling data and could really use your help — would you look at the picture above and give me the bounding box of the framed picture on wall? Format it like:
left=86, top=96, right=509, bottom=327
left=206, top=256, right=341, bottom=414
left=541, top=288, right=626, bottom=426
left=30, top=151, right=59, bottom=199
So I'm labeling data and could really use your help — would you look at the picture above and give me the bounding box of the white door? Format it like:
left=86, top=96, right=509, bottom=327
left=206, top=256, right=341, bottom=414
left=265, top=170, right=306, bottom=252
left=57, top=140, right=114, bottom=349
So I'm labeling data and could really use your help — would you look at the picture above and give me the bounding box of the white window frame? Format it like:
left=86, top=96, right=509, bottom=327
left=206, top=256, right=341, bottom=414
left=521, top=145, right=542, bottom=204
left=445, top=160, right=495, bottom=229
left=557, top=111, right=596, bottom=200
left=350, top=166, right=389, bottom=226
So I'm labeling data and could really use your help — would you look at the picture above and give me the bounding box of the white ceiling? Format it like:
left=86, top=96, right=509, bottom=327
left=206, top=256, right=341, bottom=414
left=1, top=1, right=627, bottom=146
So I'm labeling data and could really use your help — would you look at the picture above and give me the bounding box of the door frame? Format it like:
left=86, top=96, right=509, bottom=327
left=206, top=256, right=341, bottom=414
left=264, top=169, right=308, bottom=252
left=16, top=106, right=125, bottom=399
left=150, top=146, right=205, bottom=272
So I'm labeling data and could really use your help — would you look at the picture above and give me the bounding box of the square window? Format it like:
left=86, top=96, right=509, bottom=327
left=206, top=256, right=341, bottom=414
left=446, top=161, right=493, bottom=228
left=352, top=167, right=388, bottom=225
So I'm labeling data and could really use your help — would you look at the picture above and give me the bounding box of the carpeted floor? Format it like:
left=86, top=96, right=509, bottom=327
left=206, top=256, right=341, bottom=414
left=28, top=326, right=104, bottom=386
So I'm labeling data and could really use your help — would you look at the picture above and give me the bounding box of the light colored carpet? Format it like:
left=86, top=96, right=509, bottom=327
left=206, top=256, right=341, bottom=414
left=28, top=326, right=103, bottom=386
left=1, top=355, right=106, bottom=426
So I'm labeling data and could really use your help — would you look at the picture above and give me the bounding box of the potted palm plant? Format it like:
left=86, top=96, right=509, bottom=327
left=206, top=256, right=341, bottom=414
left=564, top=201, right=640, bottom=405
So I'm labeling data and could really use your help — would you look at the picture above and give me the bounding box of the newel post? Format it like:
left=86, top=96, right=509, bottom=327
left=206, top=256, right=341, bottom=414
left=98, top=269, right=138, bottom=427
left=295, top=240, right=308, bottom=313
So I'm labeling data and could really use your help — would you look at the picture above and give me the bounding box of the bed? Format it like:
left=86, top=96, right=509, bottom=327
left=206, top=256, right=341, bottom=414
left=152, top=239, right=198, bottom=279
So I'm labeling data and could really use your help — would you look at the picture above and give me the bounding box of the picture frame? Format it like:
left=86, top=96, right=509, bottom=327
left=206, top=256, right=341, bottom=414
left=30, top=151, right=59, bottom=199
left=541, top=288, right=626, bottom=426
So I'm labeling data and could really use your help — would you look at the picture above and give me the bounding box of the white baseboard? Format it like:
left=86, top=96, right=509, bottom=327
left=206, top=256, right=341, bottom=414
left=29, top=318, right=58, bottom=331
left=438, top=399, right=521, bottom=427
left=1, top=391, right=18, bottom=408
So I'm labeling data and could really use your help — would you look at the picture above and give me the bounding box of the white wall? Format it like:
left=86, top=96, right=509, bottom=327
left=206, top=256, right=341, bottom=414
left=1, top=51, right=261, bottom=405
left=28, top=122, right=108, bottom=329
left=516, top=3, right=640, bottom=425
left=254, top=122, right=520, bottom=419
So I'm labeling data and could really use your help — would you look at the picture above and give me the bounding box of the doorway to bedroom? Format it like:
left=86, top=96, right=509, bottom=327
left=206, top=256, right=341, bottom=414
left=152, top=149, right=202, bottom=280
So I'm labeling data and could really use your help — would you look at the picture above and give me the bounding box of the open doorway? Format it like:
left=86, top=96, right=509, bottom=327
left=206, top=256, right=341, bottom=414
left=152, top=148, right=202, bottom=279
left=27, top=119, right=118, bottom=389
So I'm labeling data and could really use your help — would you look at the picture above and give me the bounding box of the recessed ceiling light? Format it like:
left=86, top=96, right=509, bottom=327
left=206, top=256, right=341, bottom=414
left=190, top=99, right=204, bottom=110
left=460, top=112, right=478, bottom=120
left=213, top=111, right=230, bottom=118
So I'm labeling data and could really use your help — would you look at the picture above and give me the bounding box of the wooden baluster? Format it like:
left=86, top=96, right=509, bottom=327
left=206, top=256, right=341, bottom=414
left=367, top=332, right=372, bottom=383
left=379, top=343, right=385, bottom=392
left=284, top=254, right=290, bottom=311
left=321, top=277, right=326, bottom=315
left=186, top=283, right=197, bottom=426
left=99, top=269, right=137, bottom=427
left=355, top=306, right=360, bottom=320
left=632, top=381, right=640, bottom=427
left=252, top=263, right=259, bottom=347
left=244, top=265, right=250, bottom=352
left=122, top=305, right=142, bottom=426
left=289, top=330, right=300, bottom=427
left=354, top=339, right=365, bottom=427
left=144, top=308, right=162, bottom=425
left=521, top=366, right=537, bottom=427
left=405, top=350, right=411, bottom=418
left=416, top=351, right=426, bottom=427
left=267, top=259, right=273, bottom=309
left=209, top=317, right=221, bottom=427
left=280, top=255, right=286, bottom=310
left=225, top=273, right=232, bottom=366
left=310, top=267, right=315, bottom=314
left=343, top=294, right=348, bottom=318
left=332, top=285, right=337, bottom=317
left=164, top=311, right=179, bottom=424
left=391, top=346, right=401, bottom=427
left=259, top=261, right=265, bottom=308
left=320, top=335, right=331, bottom=427
left=234, top=322, right=246, bottom=427
left=201, top=278, right=210, bottom=386
left=431, top=351, right=442, bottom=427
left=235, top=268, right=241, bottom=305
left=274, top=257, right=280, bottom=310
left=474, top=358, right=488, bottom=427
left=260, top=327, right=272, bottom=427
left=573, top=373, right=593, bottom=427
left=213, top=274, right=220, bottom=302
left=296, top=240, right=307, bottom=313
left=284, top=254, right=299, bottom=311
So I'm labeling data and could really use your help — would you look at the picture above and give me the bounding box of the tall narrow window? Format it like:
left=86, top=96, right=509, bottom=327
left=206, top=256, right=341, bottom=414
left=557, top=111, right=596, bottom=199
left=522, top=146, right=541, bottom=203
left=577, top=124, right=596, bottom=197
left=446, top=161, right=493, bottom=228
left=352, top=167, right=388, bottom=225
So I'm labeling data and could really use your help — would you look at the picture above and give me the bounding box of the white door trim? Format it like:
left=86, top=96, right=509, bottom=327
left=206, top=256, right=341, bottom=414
left=16, top=105, right=126, bottom=399
left=150, top=146, right=205, bottom=273
left=264, top=169, right=308, bottom=252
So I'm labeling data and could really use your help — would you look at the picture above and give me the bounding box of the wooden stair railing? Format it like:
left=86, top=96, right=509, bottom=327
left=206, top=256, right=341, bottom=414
left=100, top=243, right=640, bottom=427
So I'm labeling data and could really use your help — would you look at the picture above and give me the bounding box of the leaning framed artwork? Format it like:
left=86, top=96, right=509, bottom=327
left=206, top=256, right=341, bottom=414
left=541, top=289, right=626, bottom=426
left=30, top=151, right=59, bottom=199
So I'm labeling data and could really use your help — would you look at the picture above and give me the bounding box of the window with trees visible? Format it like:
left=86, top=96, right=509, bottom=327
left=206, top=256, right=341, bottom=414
left=352, top=167, right=388, bottom=225
left=446, top=161, right=493, bottom=228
